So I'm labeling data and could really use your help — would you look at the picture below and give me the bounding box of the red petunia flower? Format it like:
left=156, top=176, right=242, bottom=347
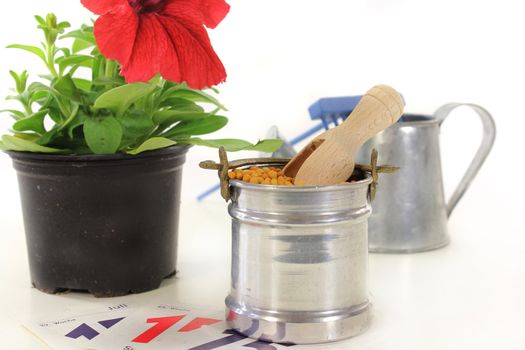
left=81, top=0, right=229, bottom=89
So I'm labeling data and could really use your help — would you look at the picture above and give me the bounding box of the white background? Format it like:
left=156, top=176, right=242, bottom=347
left=0, top=0, right=524, bottom=348
left=0, top=0, right=523, bottom=208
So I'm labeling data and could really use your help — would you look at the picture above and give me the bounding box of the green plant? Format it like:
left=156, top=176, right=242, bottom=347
left=0, top=14, right=281, bottom=155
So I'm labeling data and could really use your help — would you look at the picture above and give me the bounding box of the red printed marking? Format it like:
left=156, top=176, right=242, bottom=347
left=226, top=310, right=238, bottom=321
left=132, top=315, right=186, bottom=343
left=178, top=317, right=221, bottom=332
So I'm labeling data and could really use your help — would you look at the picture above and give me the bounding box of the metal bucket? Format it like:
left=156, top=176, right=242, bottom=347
left=225, top=166, right=373, bottom=344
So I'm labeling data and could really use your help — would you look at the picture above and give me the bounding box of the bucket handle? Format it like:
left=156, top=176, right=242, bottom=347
left=199, top=148, right=399, bottom=201
left=433, top=103, right=496, bottom=217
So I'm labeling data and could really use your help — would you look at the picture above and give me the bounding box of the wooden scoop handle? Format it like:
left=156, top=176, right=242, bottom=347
left=338, top=85, right=404, bottom=146
left=293, top=85, right=404, bottom=185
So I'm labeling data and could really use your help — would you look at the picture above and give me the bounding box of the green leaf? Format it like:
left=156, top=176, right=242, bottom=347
left=83, top=116, right=123, bottom=154
left=57, top=21, right=71, bottom=31
left=13, top=133, right=39, bottom=141
left=72, top=39, right=94, bottom=53
left=162, top=86, right=227, bottom=111
left=56, top=47, right=71, bottom=57
left=94, top=82, right=156, bottom=117
left=30, top=90, right=51, bottom=105
left=37, top=74, right=54, bottom=81
left=9, top=70, right=20, bottom=87
left=91, top=54, right=110, bottom=82
left=66, top=112, right=87, bottom=139
left=159, top=97, right=205, bottom=111
left=59, top=102, right=80, bottom=132
left=1, top=135, right=62, bottom=153
left=28, top=81, right=55, bottom=94
left=153, top=110, right=210, bottom=127
left=36, top=127, right=60, bottom=146
left=13, top=110, right=48, bottom=134
left=61, top=28, right=96, bottom=44
left=118, top=111, right=156, bottom=149
left=90, top=46, right=100, bottom=56
left=0, top=109, right=26, bottom=120
left=57, top=55, right=93, bottom=74
left=119, top=110, right=155, bottom=147
left=53, top=74, right=80, bottom=101
left=176, top=138, right=283, bottom=152
left=92, top=77, right=125, bottom=87
left=20, top=71, right=29, bottom=92
left=9, top=70, right=29, bottom=94
left=28, top=83, right=69, bottom=118
left=6, top=93, right=30, bottom=108
left=127, top=137, right=177, bottom=155
left=72, top=78, right=92, bottom=92
left=163, top=115, right=228, bottom=138
left=7, top=44, right=46, bottom=62
left=34, top=15, right=46, bottom=27
left=45, top=102, right=64, bottom=123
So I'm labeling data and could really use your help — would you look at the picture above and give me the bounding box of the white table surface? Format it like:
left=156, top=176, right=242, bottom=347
left=1, top=194, right=524, bottom=349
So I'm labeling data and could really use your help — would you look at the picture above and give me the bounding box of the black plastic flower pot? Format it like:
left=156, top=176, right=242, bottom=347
left=7, top=145, right=191, bottom=297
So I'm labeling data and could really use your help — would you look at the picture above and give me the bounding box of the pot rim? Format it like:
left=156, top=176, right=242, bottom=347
left=5, top=144, right=192, bottom=162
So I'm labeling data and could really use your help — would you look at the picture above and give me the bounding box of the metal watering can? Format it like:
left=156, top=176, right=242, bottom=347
left=357, top=103, right=496, bottom=253
left=261, top=98, right=495, bottom=253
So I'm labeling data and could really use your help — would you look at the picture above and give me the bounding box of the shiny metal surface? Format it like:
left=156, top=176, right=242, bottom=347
left=357, top=104, right=496, bottom=253
left=226, top=170, right=373, bottom=344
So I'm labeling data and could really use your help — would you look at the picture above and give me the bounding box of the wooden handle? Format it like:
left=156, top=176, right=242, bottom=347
left=338, top=85, right=404, bottom=146
left=293, top=85, right=404, bottom=185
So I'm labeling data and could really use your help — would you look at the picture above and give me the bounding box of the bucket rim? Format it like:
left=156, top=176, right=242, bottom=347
left=229, top=167, right=373, bottom=193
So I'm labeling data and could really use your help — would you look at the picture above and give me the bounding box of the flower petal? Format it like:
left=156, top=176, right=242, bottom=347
left=81, top=0, right=128, bottom=15
left=94, top=3, right=139, bottom=68
left=120, top=14, right=181, bottom=83
left=162, top=0, right=230, bottom=28
left=200, top=0, right=230, bottom=28
left=157, top=14, right=226, bottom=88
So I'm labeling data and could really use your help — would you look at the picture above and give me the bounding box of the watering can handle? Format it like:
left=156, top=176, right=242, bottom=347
left=433, top=103, right=496, bottom=217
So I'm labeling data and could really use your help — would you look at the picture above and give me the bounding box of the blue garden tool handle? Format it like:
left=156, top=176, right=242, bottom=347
left=308, top=96, right=363, bottom=120
left=197, top=183, right=222, bottom=201
left=289, top=122, right=326, bottom=145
